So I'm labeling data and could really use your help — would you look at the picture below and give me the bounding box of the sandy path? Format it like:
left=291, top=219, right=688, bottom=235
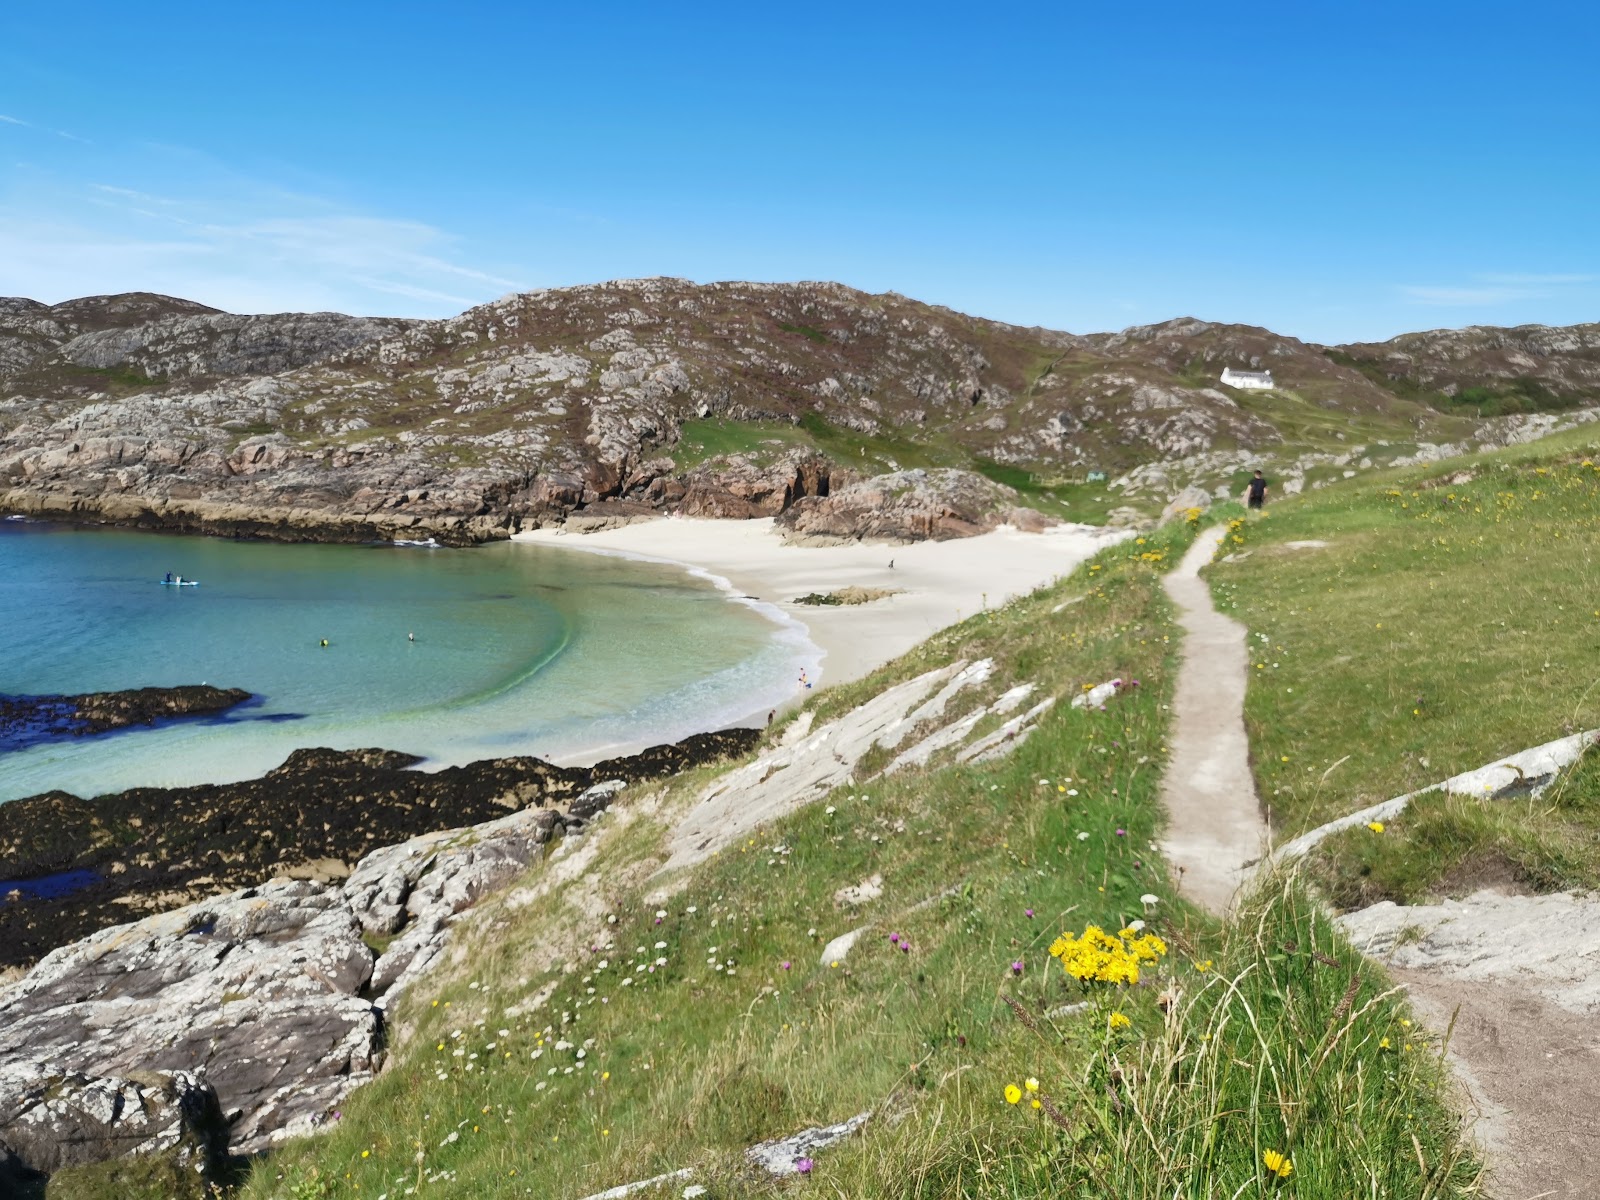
left=1338, top=890, right=1600, bottom=1197
left=1157, top=527, right=1269, bottom=914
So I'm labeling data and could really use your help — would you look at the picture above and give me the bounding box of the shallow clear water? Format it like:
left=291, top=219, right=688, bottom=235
left=0, top=522, right=817, bottom=802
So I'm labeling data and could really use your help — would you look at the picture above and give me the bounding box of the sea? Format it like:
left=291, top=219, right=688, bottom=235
left=0, top=519, right=819, bottom=804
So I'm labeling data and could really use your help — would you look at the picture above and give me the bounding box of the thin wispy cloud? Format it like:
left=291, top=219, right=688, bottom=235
left=0, top=114, right=29, bottom=126
left=1400, top=273, right=1595, bottom=307
left=2, top=142, right=528, bottom=316
left=1479, top=272, right=1597, bottom=286
left=1400, top=285, right=1533, bottom=306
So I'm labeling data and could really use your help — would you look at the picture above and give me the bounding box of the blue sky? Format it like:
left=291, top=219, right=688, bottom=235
left=1, top=1, right=1595, bottom=342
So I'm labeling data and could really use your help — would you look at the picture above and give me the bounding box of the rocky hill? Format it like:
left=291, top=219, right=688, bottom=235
left=1, top=279, right=1596, bottom=542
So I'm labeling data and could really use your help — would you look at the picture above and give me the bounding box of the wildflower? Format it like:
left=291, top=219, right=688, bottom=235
left=1024, top=1077, right=1039, bottom=1092
left=1025, top=908, right=1035, bottom=919
left=1115, top=828, right=1126, bottom=837
left=1108, top=1012, right=1131, bottom=1030
left=1011, top=961, right=1024, bottom=976
left=1140, top=893, right=1159, bottom=908
left=1004, top=1084, right=1023, bottom=1104
left=794, top=1157, right=814, bottom=1174
left=1379, top=1037, right=1391, bottom=1049
left=782, top=961, right=791, bottom=970
left=1262, top=1149, right=1293, bottom=1178
left=1367, top=821, right=1385, bottom=833
left=1076, top=831, right=1090, bottom=841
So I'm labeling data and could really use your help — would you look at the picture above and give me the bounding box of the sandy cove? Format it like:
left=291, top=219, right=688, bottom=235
left=514, top=516, right=1133, bottom=690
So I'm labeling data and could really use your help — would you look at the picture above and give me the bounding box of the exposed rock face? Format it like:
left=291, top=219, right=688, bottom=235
left=0, top=729, right=761, bottom=968
left=0, top=790, right=608, bottom=1173
left=0, top=683, right=251, bottom=752
left=776, top=468, right=1053, bottom=542
left=0, top=1067, right=227, bottom=1179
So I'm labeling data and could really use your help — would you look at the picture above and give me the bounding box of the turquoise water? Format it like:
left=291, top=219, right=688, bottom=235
left=0, top=521, right=817, bottom=802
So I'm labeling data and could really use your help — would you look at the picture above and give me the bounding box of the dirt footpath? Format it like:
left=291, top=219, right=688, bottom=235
left=1157, top=526, right=1270, bottom=914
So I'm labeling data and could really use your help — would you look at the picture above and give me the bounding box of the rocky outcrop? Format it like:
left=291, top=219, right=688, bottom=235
left=0, top=789, right=607, bottom=1174
left=674, top=451, right=849, bottom=519
left=0, top=729, right=761, bottom=968
left=775, top=468, right=1053, bottom=542
left=0, top=1067, right=227, bottom=1181
left=0, top=684, right=251, bottom=753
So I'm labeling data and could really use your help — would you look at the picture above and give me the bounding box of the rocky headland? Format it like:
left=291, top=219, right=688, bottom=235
left=0, top=683, right=251, bottom=754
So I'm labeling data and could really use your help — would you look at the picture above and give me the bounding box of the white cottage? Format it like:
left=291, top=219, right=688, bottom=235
left=1220, top=367, right=1274, bottom=390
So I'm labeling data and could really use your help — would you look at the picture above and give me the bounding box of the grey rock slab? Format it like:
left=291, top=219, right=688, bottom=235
left=1271, top=729, right=1599, bottom=865
left=746, top=1110, right=871, bottom=1175
left=0, top=879, right=381, bottom=1155
left=0, top=1066, right=226, bottom=1176
left=1335, top=890, right=1600, bottom=1015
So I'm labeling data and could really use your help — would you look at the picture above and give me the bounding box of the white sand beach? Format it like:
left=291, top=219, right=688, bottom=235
left=514, top=517, right=1132, bottom=690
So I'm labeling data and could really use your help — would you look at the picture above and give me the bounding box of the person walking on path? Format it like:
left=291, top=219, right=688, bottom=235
left=1245, top=470, right=1268, bottom=510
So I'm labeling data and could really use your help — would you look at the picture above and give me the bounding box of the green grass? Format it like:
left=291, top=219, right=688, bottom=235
left=1209, top=427, right=1600, bottom=901
left=238, top=518, right=1473, bottom=1200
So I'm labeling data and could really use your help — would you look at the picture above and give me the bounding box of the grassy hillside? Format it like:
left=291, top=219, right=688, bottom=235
left=185, top=517, right=1476, bottom=1200
left=1210, top=425, right=1600, bottom=906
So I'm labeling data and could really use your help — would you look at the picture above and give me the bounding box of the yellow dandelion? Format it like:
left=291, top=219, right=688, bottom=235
left=1367, top=821, right=1385, bottom=833
left=1004, top=1084, right=1022, bottom=1104
left=1263, top=1149, right=1293, bottom=1178
left=1108, top=1012, right=1132, bottom=1030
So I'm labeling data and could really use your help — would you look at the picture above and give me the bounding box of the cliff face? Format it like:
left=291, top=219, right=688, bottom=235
left=1, top=280, right=1595, bottom=542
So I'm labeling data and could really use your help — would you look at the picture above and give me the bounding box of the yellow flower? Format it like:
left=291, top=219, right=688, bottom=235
left=1024, top=1077, right=1039, bottom=1092
left=1004, top=1084, right=1022, bottom=1104
left=361, top=1150, right=370, bottom=1158
left=1367, top=821, right=1385, bottom=833
left=1380, top=1037, right=1391, bottom=1049
left=1263, top=1149, right=1293, bottom=1178
left=1031, top=1098, right=1042, bottom=1110
left=1108, top=1012, right=1132, bottom=1030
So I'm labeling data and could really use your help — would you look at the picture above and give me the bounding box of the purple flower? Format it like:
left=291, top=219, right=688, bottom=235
left=1011, top=960, right=1024, bottom=975
left=889, top=933, right=900, bottom=944
left=901, top=942, right=910, bottom=953
left=795, top=1157, right=815, bottom=1174
left=1115, top=828, right=1126, bottom=837
left=1025, top=908, right=1035, bottom=919
left=781, top=960, right=791, bottom=970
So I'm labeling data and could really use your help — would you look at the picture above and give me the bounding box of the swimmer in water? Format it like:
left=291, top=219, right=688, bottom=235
left=320, top=639, right=329, bottom=647
left=408, top=631, right=415, bottom=642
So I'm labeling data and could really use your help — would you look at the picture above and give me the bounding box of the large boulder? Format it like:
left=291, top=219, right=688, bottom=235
left=775, top=468, right=1053, bottom=542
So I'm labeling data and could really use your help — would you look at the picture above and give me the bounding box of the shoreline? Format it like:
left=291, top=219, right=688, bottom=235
left=515, top=515, right=1134, bottom=695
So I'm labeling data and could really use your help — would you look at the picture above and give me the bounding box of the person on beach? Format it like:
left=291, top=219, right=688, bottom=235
left=1245, top=470, right=1268, bottom=510
left=799, top=669, right=812, bottom=691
